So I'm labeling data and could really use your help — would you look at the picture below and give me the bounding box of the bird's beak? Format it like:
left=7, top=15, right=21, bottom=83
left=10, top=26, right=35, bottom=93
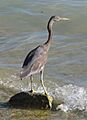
left=59, top=17, right=70, bottom=21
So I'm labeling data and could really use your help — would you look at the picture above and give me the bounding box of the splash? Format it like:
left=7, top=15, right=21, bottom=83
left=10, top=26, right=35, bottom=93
left=0, top=74, right=87, bottom=112
left=49, top=84, right=87, bottom=112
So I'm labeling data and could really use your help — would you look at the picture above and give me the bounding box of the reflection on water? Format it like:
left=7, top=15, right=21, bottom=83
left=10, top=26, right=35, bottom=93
left=0, top=0, right=87, bottom=119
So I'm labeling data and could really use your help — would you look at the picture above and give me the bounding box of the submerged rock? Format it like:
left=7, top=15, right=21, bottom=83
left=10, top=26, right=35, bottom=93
left=8, top=91, right=53, bottom=109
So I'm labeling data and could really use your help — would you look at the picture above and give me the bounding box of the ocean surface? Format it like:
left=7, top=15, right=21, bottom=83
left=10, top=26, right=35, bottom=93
left=0, top=0, right=87, bottom=119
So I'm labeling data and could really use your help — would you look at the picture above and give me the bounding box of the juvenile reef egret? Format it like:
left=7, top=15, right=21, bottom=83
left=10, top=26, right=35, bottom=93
left=20, top=16, right=69, bottom=94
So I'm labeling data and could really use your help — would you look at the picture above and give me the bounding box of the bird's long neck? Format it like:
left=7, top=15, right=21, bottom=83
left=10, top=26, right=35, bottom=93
left=44, top=19, right=54, bottom=47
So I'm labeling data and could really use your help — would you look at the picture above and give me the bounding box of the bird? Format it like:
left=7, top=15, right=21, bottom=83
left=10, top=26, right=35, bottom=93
left=20, top=16, right=69, bottom=95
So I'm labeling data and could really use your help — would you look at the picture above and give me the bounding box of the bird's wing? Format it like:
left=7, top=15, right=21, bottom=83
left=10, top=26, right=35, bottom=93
left=22, top=45, right=44, bottom=69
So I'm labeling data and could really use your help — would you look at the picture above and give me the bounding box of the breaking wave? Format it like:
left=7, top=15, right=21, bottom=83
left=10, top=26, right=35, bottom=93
left=0, top=74, right=87, bottom=112
left=49, top=84, right=87, bottom=112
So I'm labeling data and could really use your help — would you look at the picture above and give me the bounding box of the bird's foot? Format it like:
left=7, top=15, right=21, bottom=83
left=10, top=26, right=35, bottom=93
left=44, top=92, right=48, bottom=96
left=29, top=89, right=36, bottom=94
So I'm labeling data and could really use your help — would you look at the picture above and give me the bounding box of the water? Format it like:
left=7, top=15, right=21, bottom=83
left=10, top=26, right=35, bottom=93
left=0, top=0, right=87, bottom=119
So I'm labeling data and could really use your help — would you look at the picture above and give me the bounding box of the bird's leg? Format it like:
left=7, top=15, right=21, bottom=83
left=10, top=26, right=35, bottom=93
left=40, top=71, right=48, bottom=95
left=40, top=71, right=53, bottom=109
left=30, top=75, right=34, bottom=93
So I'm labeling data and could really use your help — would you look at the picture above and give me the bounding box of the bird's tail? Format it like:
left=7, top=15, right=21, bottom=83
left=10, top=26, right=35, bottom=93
left=19, top=68, right=31, bottom=79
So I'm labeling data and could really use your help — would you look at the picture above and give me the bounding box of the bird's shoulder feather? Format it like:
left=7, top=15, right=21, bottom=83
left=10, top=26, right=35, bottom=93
left=22, top=45, right=44, bottom=68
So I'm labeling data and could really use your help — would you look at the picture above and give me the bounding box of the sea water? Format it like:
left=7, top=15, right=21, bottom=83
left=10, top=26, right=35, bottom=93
left=0, top=0, right=87, bottom=120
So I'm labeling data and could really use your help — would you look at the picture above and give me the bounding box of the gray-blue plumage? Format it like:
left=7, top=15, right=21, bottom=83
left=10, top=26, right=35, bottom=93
left=19, top=16, right=69, bottom=94
left=20, top=45, right=48, bottom=78
left=22, top=46, right=39, bottom=68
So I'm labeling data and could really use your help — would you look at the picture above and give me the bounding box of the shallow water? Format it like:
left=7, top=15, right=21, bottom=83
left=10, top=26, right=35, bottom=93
left=0, top=0, right=87, bottom=119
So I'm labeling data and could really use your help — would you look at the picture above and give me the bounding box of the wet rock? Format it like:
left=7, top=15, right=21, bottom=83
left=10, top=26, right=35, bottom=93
left=8, top=91, right=53, bottom=110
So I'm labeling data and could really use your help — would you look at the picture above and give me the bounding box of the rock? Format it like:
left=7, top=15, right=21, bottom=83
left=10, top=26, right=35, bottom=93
left=8, top=91, right=53, bottom=110
left=52, top=99, right=64, bottom=111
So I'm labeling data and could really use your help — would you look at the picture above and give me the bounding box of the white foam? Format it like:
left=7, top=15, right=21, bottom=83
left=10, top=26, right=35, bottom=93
left=50, top=84, right=87, bottom=112
left=1, top=75, right=87, bottom=112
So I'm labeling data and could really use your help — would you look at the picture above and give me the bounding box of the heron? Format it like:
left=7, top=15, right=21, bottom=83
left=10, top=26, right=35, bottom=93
left=20, top=16, right=69, bottom=95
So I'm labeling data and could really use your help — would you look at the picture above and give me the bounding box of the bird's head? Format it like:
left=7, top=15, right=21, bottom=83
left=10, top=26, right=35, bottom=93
left=48, top=16, right=70, bottom=28
left=51, top=15, right=70, bottom=22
